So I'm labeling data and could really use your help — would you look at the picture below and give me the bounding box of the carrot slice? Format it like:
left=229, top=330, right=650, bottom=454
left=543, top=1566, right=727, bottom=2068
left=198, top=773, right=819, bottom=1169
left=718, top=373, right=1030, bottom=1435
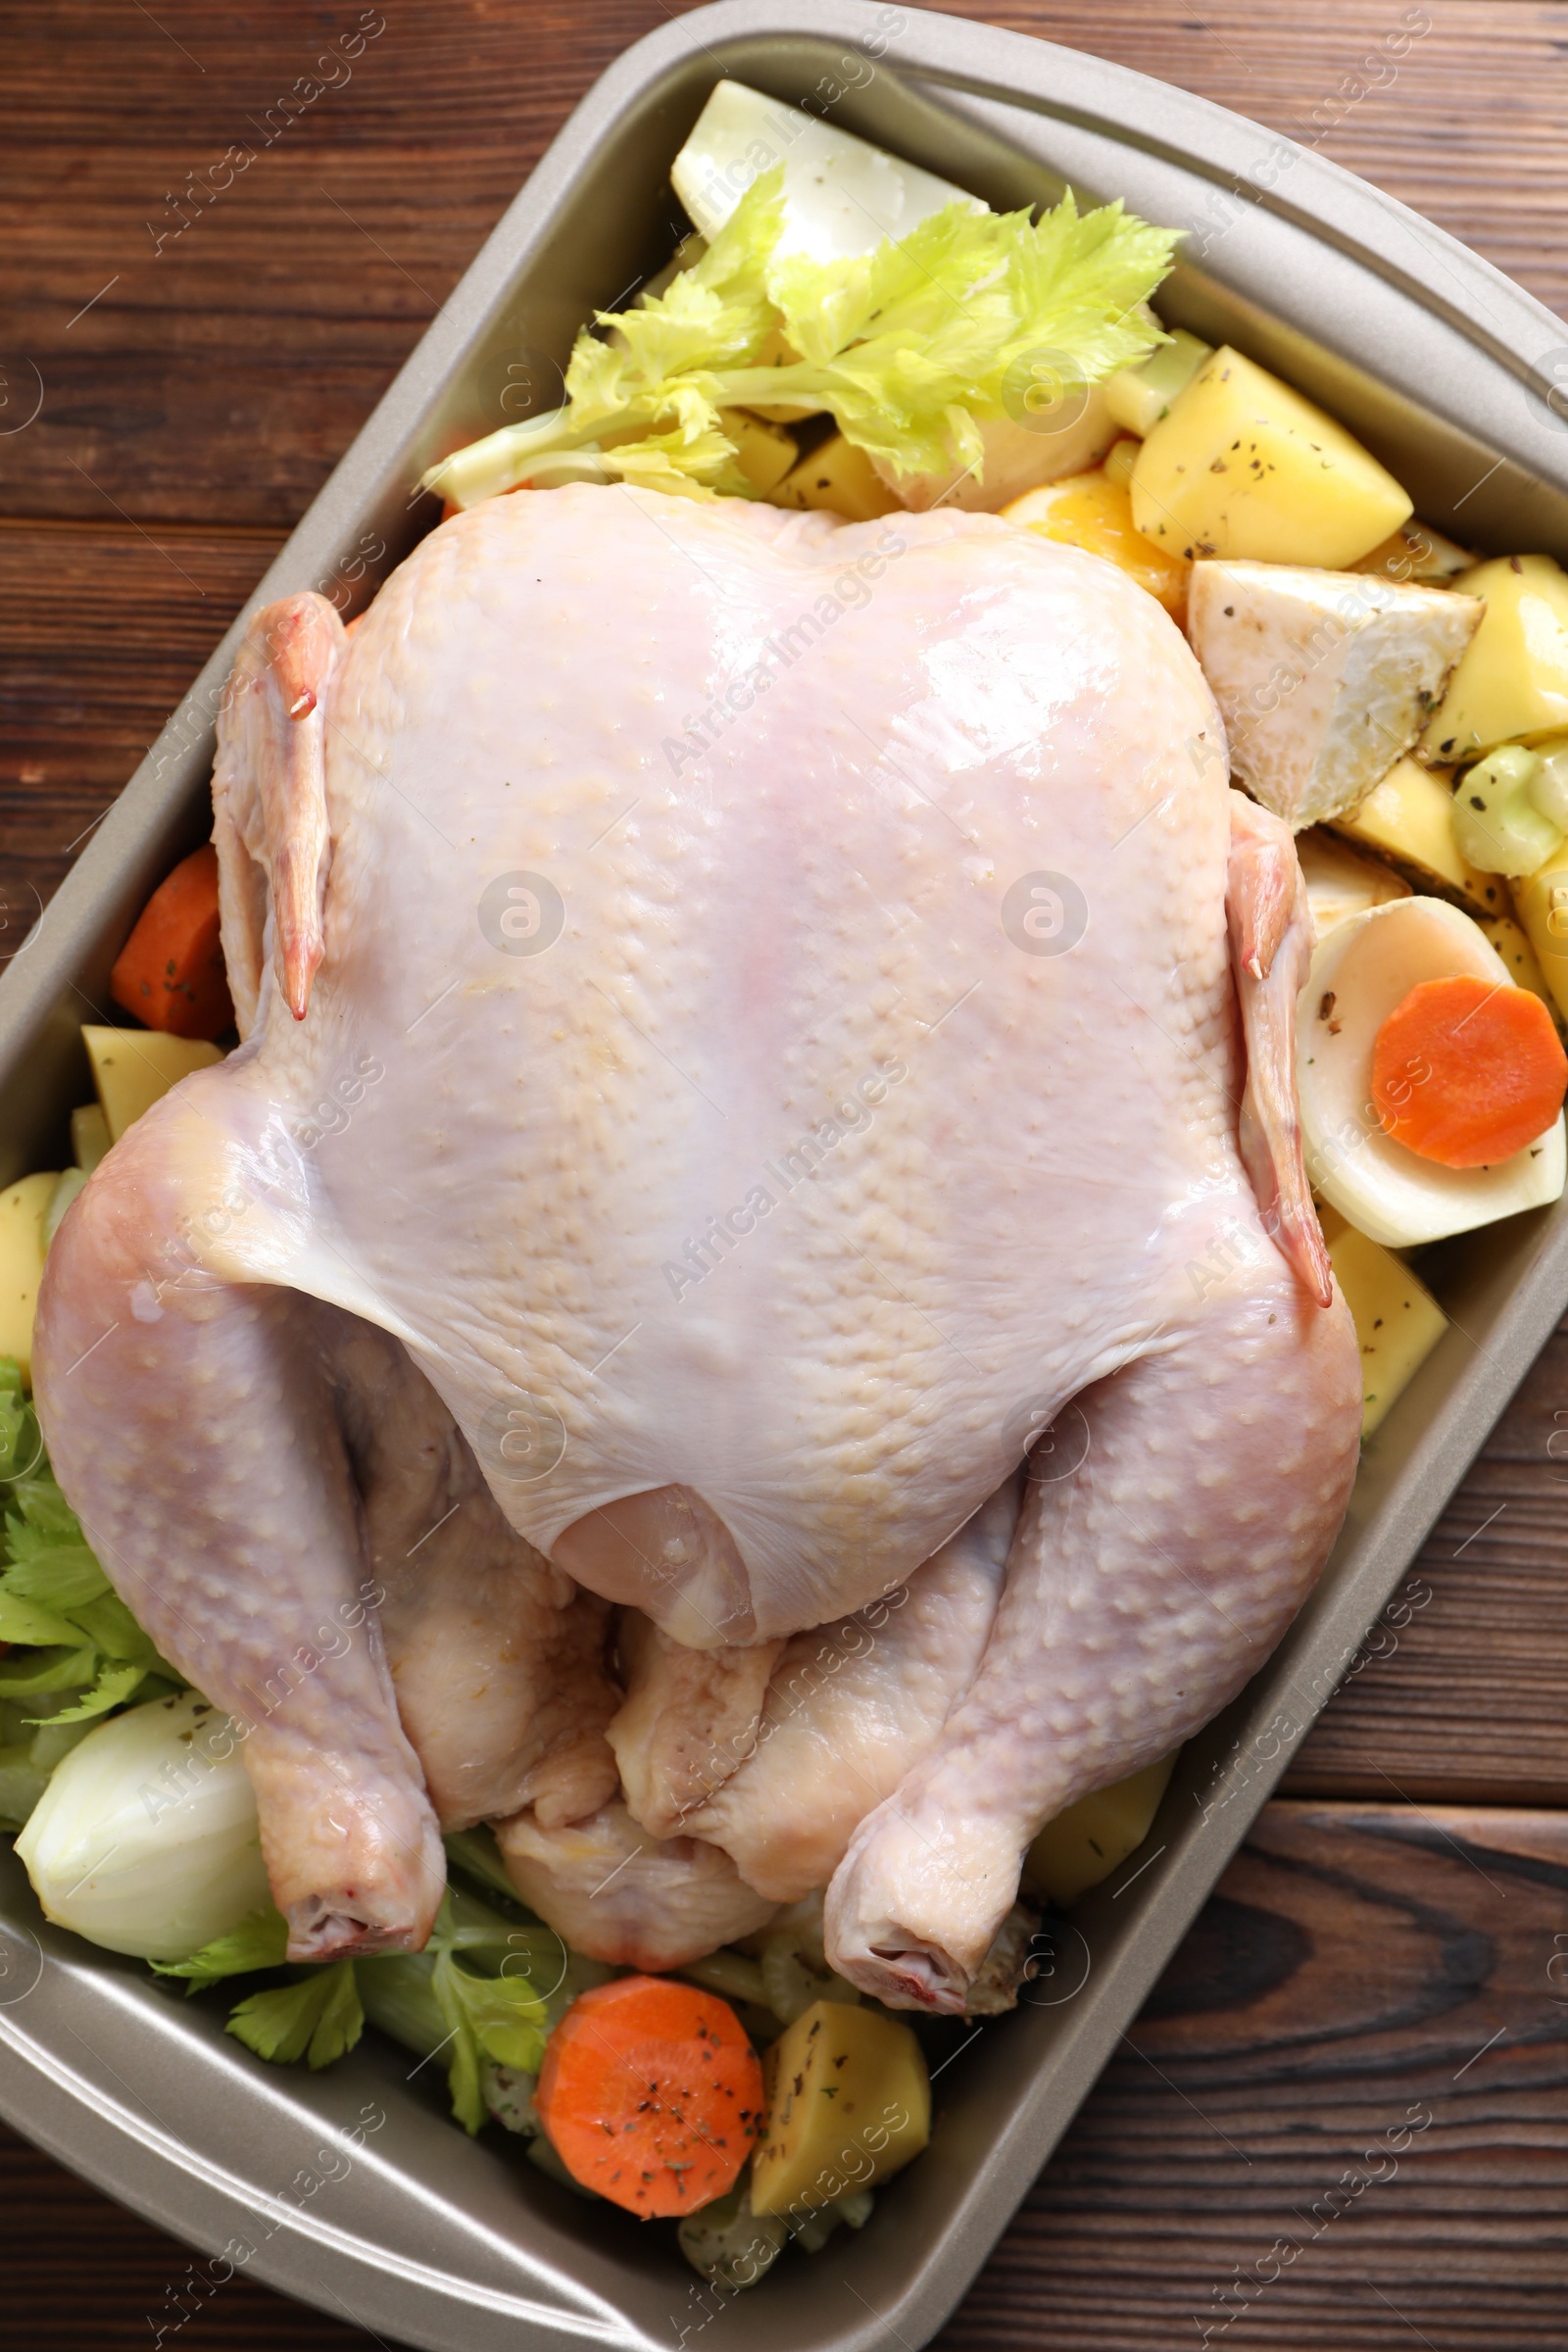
left=534, top=1975, right=763, bottom=2218
left=109, top=844, right=233, bottom=1041
left=1371, top=973, right=1567, bottom=1168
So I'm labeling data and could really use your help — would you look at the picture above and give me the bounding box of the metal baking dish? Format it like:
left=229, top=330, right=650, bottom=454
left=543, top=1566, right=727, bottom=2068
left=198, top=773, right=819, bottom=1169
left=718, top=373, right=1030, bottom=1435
left=4, top=5, right=1568, bottom=2345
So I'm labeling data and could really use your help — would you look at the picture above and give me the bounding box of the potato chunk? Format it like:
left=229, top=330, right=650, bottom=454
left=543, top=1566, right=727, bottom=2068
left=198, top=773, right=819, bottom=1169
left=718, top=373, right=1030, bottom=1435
left=0, top=1172, right=59, bottom=1384
left=1510, top=838, right=1568, bottom=1026
left=1329, top=758, right=1503, bottom=915
left=1188, top=562, right=1480, bottom=826
left=1297, top=829, right=1410, bottom=943
left=1353, top=517, right=1472, bottom=585
left=82, top=1024, right=224, bottom=1145
left=1022, top=1753, right=1177, bottom=1907
left=770, top=433, right=900, bottom=520
left=718, top=408, right=797, bottom=497
left=1419, top=554, right=1568, bottom=763
left=750, top=1999, right=929, bottom=2217
left=1318, top=1208, right=1447, bottom=1438
left=1129, top=345, right=1411, bottom=567
left=1477, top=906, right=1561, bottom=1029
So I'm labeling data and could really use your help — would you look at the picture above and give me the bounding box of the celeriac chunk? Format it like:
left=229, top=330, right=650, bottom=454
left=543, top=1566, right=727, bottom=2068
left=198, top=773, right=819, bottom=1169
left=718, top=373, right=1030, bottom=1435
left=1188, top=562, right=1481, bottom=827
left=1129, top=345, right=1412, bottom=567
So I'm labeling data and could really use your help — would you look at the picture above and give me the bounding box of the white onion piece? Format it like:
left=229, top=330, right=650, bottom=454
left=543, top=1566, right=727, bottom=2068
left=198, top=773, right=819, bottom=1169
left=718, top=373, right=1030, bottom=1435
left=1298, top=894, right=1567, bottom=1247
left=15, top=1690, right=269, bottom=1960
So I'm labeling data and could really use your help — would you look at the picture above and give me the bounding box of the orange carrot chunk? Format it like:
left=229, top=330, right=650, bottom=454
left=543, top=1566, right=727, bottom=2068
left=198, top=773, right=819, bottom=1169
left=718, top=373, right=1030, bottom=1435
left=534, top=1975, right=763, bottom=2219
left=1371, top=973, right=1568, bottom=1168
left=109, top=844, right=233, bottom=1041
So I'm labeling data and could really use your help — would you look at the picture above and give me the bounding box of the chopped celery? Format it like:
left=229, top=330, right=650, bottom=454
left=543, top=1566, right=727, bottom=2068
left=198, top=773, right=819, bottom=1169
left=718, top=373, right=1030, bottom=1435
left=1103, top=327, right=1211, bottom=437
left=421, top=170, right=1176, bottom=509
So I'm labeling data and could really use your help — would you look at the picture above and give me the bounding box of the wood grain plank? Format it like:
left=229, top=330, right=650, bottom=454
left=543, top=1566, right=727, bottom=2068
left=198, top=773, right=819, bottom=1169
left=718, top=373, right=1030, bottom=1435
left=4, top=8, right=1568, bottom=2352
left=1288, top=1317, right=1568, bottom=1806
left=2, top=1801, right=1562, bottom=2349
left=0, top=520, right=283, bottom=918
left=939, top=1799, right=1568, bottom=2349
left=4, top=2, right=1567, bottom=531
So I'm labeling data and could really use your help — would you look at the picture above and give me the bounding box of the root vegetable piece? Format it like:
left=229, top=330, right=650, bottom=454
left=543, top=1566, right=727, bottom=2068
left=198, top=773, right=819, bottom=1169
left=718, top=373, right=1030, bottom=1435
left=1298, top=895, right=1565, bottom=1246
left=1296, top=829, right=1410, bottom=943
left=1352, top=517, right=1473, bottom=585
left=1129, top=345, right=1412, bottom=568
left=533, top=1975, right=763, bottom=2218
left=109, top=844, right=234, bottom=1040
left=70, top=1102, right=111, bottom=1173
left=1317, top=1206, right=1447, bottom=1438
left=1420, top=555, right=1568, bottom=764
left=750, top=1998, right=929, bottom=2217
left=1187, top=562, right=1480, bottom=827
left=1329, top=756, right=1502, bottom=914
left=1371, top=973, right=1568, bottom=1168
left=717, top=407, right=796, bottom=496
left=876, top=393, right=1117, bottom=514
left=1478, top=907, right=1562, bottom=1028
left=0, top=1171, right=58, bottom=1383
left=770, top=432, right=900, bottom=520
left=81, top=1025, right=224, bottom=1146
left=1004, top=466, right=1188, bottom=617
left=1022, top=1752, right=1178, bottom=1907
left=1512, top=839, right=1568, bottom=1025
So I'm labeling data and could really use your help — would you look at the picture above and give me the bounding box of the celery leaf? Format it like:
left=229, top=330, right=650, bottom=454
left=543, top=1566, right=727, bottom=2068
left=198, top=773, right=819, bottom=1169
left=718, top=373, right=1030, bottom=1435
left=420, top=168, right=1178, bottom=507
left=152, top=1908, right=292, bottom=1990
left=227, top=1960, right=364, bottom=2070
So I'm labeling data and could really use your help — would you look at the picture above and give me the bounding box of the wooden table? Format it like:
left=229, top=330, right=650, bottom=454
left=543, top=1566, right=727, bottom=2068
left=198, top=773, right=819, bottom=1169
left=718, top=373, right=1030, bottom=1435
left=3, top=4, right=1566, bottom=2344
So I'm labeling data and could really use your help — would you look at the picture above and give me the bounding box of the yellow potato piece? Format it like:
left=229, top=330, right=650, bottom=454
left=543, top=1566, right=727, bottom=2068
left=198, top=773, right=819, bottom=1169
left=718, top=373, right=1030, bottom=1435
left=1129, top=345, right=1411, bottom=569
left=1352, top=517, right=1472, bottom=585
left=82, top=1025, right=224, bottom=1146
left=71, top=1102, right=112, bottom=1173
left=1478, top=906, right=1562, bottom=1029
left=1319, top=1208, right=1447, bottom=1439
left=1419, top=554, right=1568, bottom=764
left=1329, top=757, right=1503, bottom=916
left=1004, top=466, right=1189, bottom=618
left=0, top=1172, right=60, bottom=1386
left=750, top=1998, right=929, bottom=2218
left=1511, top=836, right=1568, bottom=1026
left=1023, top=1752, right=1177, bottom=1908
left=769, top=433, right=900, bottom=521
left=717, top=407, right=797, bottom=497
